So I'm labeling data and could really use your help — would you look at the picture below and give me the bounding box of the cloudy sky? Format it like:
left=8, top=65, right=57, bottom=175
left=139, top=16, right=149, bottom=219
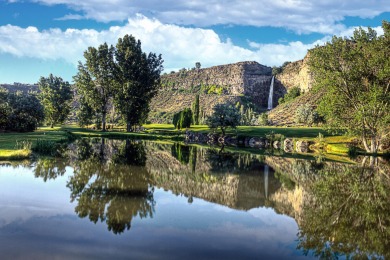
left=0, top=0, right=389, bottom=84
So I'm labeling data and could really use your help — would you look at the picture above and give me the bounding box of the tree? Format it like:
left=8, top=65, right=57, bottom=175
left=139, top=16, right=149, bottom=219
left=278, top=86, right=300, bottom=104
left=0, top=88, right=9, bottom=130
left=38, top=74, right=73, bottom=128
left=6, top=91, right=44, bottom=132
left=192, top=94, right=200, bottom=125
left=207, top=103, right=241, bottom=136
left=295, top=104, right=321, bottom=126
left=309, top=21, right=390, bottom=153
left=173, top=108, right=192, bottom=129
left=74, top=43, right=116, bottom=132
left=114, top=35, right=163, bottom=132
left=195, top=62, right=201, bottom=69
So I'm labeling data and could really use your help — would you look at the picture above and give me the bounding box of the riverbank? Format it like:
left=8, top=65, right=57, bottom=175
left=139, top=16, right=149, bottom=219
left=0, top=124, right=354, bottom=160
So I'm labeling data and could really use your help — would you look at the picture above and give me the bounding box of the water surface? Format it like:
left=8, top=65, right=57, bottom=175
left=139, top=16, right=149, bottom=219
left=0, top=139, right=388, bottom=259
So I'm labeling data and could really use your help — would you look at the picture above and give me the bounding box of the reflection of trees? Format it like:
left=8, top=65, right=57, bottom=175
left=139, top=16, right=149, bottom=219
left=67, top=139, right=155, bottom=234
left=298, top=164, right=390, bottom=259
left=34, top=158, right=67, bottom=181
left=206, top=148, right=265, bottom=173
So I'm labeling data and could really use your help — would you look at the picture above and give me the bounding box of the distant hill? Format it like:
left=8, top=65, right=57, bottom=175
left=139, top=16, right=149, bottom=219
left=149, top=61, right=287, bottom=123
left=0, top=83, right=39, bottom=93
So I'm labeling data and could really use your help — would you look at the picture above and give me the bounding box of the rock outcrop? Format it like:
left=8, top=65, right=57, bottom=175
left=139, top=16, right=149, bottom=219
left=149, top=61, right=287, bottom=123
left=276, top=54, right=312, bottom=93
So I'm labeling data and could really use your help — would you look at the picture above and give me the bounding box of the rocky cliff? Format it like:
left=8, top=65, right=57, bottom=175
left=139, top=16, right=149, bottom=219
left=149, top=61, right=287, bottom=123
left=276, top=54, right=312, bottom=93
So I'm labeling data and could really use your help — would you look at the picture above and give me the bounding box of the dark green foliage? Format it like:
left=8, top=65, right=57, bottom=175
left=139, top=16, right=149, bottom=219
left=76, top=95, right=95, bottom=127
left=278, top=86, right=301, bottom=104
left=309, top=21, right=390, bottom=153
left=207, top=103, right=241, bottom=135
left=114, top=34, right=163, bottom=132
left=38, top=74, right=73, bottom=128
left=173, top=108, right=192, bottom=129
left=4, top=91, right=44, bottom=132
left=171, top=143, right=190, bottom=164
left=73, top=42, right=116, bottom=132
left=192, top=94, right=200, bottom=125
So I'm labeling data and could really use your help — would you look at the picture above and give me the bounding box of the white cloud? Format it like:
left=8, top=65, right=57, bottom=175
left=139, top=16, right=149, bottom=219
left=0, top=15, right=385, bottom=75
left=10, top=0, right=390, bottom=34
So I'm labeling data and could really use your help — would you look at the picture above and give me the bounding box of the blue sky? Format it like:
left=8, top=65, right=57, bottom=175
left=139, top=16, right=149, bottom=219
left=0, top=0, right=389, bottom=84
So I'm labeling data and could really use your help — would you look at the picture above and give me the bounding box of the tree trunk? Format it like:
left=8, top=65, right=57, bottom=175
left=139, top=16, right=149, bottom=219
left=102, top=112, right=106, bottom=132
left=51, top=123, right=54, bottom=128
left=362, top=135, right=371, bottom=153
left=371, top=136, right=377, bottom=154
left=126, top=122, right=132, bottom=132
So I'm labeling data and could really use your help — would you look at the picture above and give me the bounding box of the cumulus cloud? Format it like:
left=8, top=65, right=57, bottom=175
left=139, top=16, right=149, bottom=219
left=0, top=15, right=384, bottom=73
left=9, top=0, right=390, bottom=34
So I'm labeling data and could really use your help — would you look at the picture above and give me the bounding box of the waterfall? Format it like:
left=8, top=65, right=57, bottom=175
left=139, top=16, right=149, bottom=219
left=267, top=76, right=274, bottom=110
left=264, top=165, right=269, bottom=199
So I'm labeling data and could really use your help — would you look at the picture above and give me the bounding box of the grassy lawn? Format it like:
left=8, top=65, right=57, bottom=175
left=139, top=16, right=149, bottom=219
left=0, top=124, right=353, bottom=159
left=0, top=127, right=68, bottom=150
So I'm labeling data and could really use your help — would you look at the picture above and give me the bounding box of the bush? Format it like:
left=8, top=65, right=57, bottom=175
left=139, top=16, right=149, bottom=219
left=257, top=113, right=269, bottom=126
left=279, top=86, right=301, bottom=104
left=173, top=108, right=192, bottom=129
left=295, top=104, right=321, bottom=126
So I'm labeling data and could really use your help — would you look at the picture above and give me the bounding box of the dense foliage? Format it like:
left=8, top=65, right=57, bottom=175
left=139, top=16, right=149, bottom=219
left=38, top=74, right=73, bottom=128
left=114, top=35, right=163, bottom=132
left=278, top=86, right=301, bottom=104
left=74, top=35, right=163, bottom=132
left=309, top=21, right=390, bottom=153
left=0, top=87, right=44, bottom=132
left=73, top=43, right=116, bottom=132
left=207, top=103, right=241, bottom=135
left=295, top=104, right=321, bottom=126
left=173, top=108, right=192, bottom=129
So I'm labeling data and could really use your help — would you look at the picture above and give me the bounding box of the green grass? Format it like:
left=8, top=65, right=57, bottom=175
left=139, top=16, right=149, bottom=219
left=0, top=127, right=67, bottom=151
left=0, top=149, right=31, bottom=160
left=0, top=124, right=353, bottom=159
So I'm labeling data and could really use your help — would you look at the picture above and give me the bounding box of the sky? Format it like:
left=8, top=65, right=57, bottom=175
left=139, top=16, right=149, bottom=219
left=0, top=0, right=389, bottom=84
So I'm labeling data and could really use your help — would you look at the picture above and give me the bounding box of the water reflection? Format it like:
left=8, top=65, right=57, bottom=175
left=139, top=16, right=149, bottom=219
left=67, top=139, right=154, bottom=234
left=298, top=163, right=390, bottom=259
left=4, top=138, right=389, bottom=258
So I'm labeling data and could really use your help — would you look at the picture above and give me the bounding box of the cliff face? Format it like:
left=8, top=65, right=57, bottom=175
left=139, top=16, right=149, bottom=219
left=149, top=61, right=286, bottom=122
left=276, top=55, right=312, bottom=93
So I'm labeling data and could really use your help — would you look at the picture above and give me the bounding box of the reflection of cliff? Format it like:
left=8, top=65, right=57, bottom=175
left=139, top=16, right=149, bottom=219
left=145, top=144, right=282, bottom=210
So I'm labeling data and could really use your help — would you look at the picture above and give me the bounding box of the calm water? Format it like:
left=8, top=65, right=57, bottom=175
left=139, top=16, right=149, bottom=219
left=0, top=139, right=389, bottom=259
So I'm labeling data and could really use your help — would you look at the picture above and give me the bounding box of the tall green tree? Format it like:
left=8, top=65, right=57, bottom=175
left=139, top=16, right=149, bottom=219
left=207, top=103, right=241, bottom=136
left=309, top=21, right=390, bottom=153
left=38, top=74, right=73, bottom=128
left=114, top=35, right=163, bottom=132
left=192, top=94, right=200, bottom=125
left=74, top=43, right=116, bottom=132
left=6, top=91, right=44, bottom=132
left=0, top=88, right=9, bottom=130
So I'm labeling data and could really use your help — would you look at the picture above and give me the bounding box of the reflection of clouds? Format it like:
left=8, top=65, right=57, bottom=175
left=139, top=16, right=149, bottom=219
left=0, top=167, right=74, bottom=227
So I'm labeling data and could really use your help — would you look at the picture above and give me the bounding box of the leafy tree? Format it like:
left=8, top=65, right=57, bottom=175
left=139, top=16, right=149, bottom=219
left=38, top=74, right=73, bottom=128
left=74, top=43, right=116, bottom=132
left=173, top=108, right=192, bottom=129
left=295, top=104, right=321, bottom=126
left=278, top=86, right=301, bottom=104
left=195, top=62, right=201, bottom=69
left=6, top=91, right=44, bottom=132
left=257, top=113, right=269, bottom=126
left=114, top=34, right=163, bottom=132
left=76, top=95, right=95, bottom=127
left=192, top=94, right=200, bottom=125
left=0, top=88, right=9, bottom=130
left=309, top=21, right=390, bottom=153
left=207, top=103, right=241, bottom=136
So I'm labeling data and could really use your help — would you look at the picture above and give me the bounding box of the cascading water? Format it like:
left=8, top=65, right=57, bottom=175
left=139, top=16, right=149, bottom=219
left=267, top=76, right=274, bottom=110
